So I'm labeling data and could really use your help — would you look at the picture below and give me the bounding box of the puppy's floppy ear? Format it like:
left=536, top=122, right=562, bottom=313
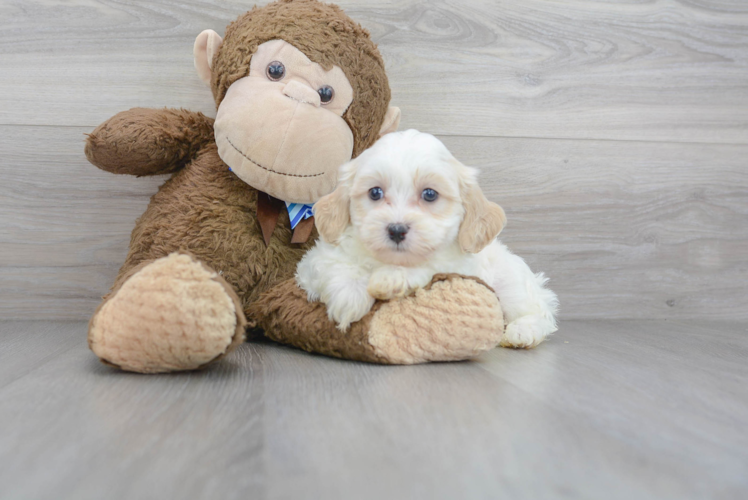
left=313, top=160, right=356, bottom=244
left=456, top=161, right=506, bottom=253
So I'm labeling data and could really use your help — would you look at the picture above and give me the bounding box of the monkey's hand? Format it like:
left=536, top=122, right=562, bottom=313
left=85, top=108, right=215, bottom=176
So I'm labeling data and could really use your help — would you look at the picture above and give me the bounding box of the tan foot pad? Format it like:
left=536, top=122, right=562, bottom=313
left=89, top=253, right=246, bottom=373
left=368, top=274, right=505, bottom=364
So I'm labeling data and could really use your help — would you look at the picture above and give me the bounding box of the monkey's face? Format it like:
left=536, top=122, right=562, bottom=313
left=213, top=40, right=355, bottom=204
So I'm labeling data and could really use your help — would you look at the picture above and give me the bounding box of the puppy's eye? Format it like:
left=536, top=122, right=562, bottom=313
left=266, top=61, right=285, bottom=81
left=318, top=85, right=334, bottom=104
left=369, top=187, right=384, bottom=201
left=422, top=188, right=439, bottom=202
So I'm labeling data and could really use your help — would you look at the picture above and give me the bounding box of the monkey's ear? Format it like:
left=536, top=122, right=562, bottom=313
left=378, top=106, right=401, bottom=137
left=457, top=162, right=506, bottom=253
left=194, top=29, right=223, bottom=86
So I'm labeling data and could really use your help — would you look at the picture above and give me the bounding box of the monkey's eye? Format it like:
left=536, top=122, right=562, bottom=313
left=318, top=85, right=334, bottom=104
left=422, top=188, right=439, bottom=202
left=369, top=187, right=384, bottom=201
left=266, top=61, right=285, bottom=81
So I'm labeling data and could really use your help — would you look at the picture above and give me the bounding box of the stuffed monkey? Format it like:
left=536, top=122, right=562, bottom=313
left=84, top=0, right=504, bottom=373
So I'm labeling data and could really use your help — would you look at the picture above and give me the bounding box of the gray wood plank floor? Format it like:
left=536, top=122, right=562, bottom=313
left=1, top=320, right=747, bottom=500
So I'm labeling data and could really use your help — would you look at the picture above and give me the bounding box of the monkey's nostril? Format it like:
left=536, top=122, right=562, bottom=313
left=387, top=223, right=408, bottom=244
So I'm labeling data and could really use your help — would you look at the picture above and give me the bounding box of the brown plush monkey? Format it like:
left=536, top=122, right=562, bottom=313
left=84, top=0, right=504, bottom=373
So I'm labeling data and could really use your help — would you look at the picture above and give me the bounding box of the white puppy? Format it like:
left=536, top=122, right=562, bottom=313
left=296, top=130, right=559, bottom=348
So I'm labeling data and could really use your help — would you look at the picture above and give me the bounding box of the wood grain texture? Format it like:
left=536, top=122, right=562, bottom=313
left=1, top=0, right=747, bottom=142
left=1, top=1, right=747, bottom=320
left=2, top=125, right=746, bottom=320
left=1, top=319, right=747, bottom=499
left=3, top=3, right=747, bottom=498
left=444, top=135, right=748, bottom=320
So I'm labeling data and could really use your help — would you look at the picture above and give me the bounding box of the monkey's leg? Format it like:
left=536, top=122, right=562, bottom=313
left=89, top=253, right=246, bottom=373
left=250, top=274, right=504, bottom=364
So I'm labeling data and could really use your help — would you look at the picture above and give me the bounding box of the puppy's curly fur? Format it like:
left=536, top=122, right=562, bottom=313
left=297, top=130, right=559, bottom=347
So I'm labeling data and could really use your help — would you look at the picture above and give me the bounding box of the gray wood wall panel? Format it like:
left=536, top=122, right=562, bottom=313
left=1, top=0, right=747, bottom=320
left=2, top=1, right=747, bottom=142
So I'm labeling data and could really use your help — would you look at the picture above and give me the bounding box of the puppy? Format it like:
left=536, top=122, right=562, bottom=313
left=296, top=129, right=559, bottom=348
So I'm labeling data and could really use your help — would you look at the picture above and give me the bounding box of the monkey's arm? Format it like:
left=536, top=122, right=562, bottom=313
left=250, top=274, right=504, bottom=364
left=85, top=108, right=215, bottom=176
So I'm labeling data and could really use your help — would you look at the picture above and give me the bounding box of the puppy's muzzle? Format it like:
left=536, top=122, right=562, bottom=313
left=387, top=223, right=409, bottom=244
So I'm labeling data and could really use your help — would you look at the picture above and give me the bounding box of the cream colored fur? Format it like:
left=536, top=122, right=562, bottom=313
left=89, top=253, right=240, bottom=372
left=193, top=29, right=223, bottom=86
left=296, top=130, right=559, bottom=347
left=368, top=276, right=504, bottom=362
left=213, top=40, right=355, bottom=203
left=196, top=38, right=402, bottom=204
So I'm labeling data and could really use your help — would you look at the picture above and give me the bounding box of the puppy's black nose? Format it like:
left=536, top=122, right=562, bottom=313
left=387, top=223, right=408, bottom=244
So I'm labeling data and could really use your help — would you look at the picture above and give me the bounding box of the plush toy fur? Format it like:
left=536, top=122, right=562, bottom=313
left=88, top=110, right=311, bottom=309
left=251, top=274, right=504, bottom=364
left=212, top=0, right=390, bottom=157
left=84, top=0, right=505, bottom=373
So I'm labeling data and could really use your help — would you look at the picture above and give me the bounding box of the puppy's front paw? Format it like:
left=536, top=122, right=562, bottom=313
left=367, top=267, right=412, bottom=300
left=326, top=290, right=376, bottom=332
left=500, top=315, right=552, bottom=349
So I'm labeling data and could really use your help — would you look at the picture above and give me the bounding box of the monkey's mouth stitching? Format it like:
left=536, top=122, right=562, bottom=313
left=225, top=136, right=325, bottom=178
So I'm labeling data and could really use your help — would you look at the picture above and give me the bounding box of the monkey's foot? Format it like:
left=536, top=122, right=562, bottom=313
left=365, top=274, right=505, bottom=363
left=252, top=274, right=505, bottom=364
left=89, top=253, right=246, bottom=373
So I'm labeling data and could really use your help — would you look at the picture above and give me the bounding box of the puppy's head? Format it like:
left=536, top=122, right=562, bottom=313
left=314, top=130, right=506, bottom=266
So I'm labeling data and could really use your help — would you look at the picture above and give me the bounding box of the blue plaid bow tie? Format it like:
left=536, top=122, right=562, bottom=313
left=285, top=202, right=314, bottom=229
